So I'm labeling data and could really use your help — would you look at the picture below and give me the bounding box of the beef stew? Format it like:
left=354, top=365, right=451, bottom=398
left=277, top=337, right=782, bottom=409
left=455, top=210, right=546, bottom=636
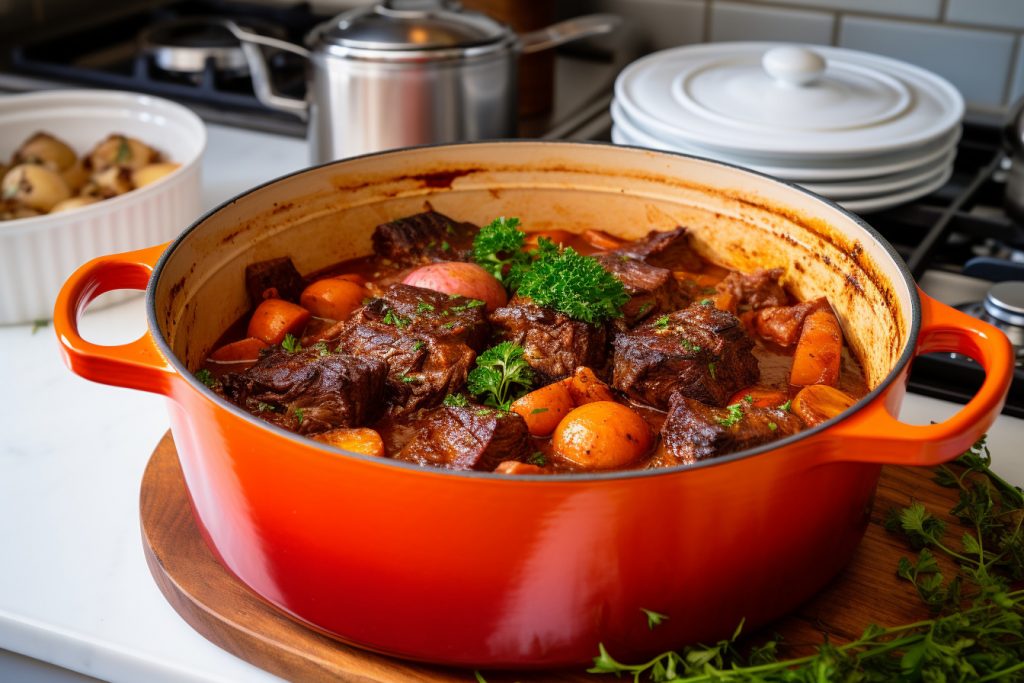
left=198, top=210, right=868, bottom=473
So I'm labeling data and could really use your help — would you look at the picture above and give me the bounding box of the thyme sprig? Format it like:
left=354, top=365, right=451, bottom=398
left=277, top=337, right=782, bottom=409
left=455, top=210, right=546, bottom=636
left=587, top=437, right=1024, bottom=682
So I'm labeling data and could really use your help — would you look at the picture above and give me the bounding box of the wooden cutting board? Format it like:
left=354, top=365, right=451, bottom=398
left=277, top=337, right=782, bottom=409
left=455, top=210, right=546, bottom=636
left=140, top=431, right=964, bottom=682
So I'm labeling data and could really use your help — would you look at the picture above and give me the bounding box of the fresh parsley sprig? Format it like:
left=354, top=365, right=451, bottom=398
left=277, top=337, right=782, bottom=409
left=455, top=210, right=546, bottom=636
left=466, top=341, right=534, bottom=411
left=472, top=216, right=532, bottom=288
left=517, top=245, right=629, bottom=325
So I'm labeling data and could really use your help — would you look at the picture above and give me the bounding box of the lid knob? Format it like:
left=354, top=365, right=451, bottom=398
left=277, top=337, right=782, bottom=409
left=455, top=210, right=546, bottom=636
left=762, top=46, right=827, bottom=87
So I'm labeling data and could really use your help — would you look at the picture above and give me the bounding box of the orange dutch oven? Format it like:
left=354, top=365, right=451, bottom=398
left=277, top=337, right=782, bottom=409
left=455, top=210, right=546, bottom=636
left=55, top=142, right=1014, bottom=668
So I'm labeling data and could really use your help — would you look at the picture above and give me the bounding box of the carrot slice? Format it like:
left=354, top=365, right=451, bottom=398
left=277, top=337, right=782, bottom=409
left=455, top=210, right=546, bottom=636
left=711, top=288, right=738, bottom=314
left=790, top=309, right=843, bottom=387
left=312, top=427, right=385, bottom=457
left=300, top=278, right=367, bottom=321
left=728, top=387, right=789, bottom=409
left=567, top=366, right=615, bottom=405
left=792, top=385, right=857, bottom=427
left=510, top=380, right=575, bottom=437
left=332, top=273, right=367, bottom=285
left=673, top=270, right=721, bottom=287
left=209, top=337, right=269, bottom=363
left=581, top=229, right=625, bottom=251
left=247, top=298, right=311, bottom=346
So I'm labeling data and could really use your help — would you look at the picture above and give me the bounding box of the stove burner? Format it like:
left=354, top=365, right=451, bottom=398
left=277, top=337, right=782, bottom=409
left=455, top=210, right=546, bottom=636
left=139, top=17, right=283, bottom=78
left=957, top=281, right=1024, bottom=366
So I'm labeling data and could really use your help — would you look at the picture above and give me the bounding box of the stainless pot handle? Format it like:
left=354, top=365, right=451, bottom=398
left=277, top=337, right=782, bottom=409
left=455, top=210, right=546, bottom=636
left=519, top=14, right=621, bottom=55
left=225, top=20, right=310, bottom=121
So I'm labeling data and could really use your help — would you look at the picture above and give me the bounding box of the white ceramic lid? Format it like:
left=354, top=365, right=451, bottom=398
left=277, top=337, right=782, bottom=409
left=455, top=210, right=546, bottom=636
left=615, top=42, right=964, bottom=159
left=610, top=98, right=961, bottom=182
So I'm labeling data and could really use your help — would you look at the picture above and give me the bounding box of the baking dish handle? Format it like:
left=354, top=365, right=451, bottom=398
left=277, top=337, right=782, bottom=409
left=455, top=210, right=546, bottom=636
left=828, top=289, right=1013, bottom=467
left=54, top=243, right=178, bottom=396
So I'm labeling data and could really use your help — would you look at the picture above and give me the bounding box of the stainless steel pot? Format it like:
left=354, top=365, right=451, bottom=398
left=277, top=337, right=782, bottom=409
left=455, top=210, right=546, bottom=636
left=228, top=2, right=618, bottom=163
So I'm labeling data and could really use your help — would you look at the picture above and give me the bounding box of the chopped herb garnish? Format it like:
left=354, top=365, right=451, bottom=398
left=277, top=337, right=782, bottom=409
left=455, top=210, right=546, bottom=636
left=528, top=451, right=547, bottom=466
left=743, top=394, right=754, bottom=404
left=778, top=399, right=792, bottom=412
left=681, top=338, right=702, bottom=353
left=450, top=298, right=485, bottom=312
left=707, top=361, right=717, bottom=379
left=466, top=341, right=534, bottom=411
left=718, top=402, right=744, bottom=427
left=382, top=308, right=410, bottom=329
left=636, top=302, right=653, bottom=317
left=416, top=301, right=435, bottom=313
left=641, top=608, right=669, bottom=630
left=445, top=222, right=456, bottom=235
left=441, top=321, right=457, bottom=330
left=443, top=393, right=469, bottom=407
left=194, top=368, right=217, bottom=388
left=294, top=408, right=304, bottom=424
left=256, top=401, right=277, bottom=413
left=700, top=298, right=713, bottom=306
left=475, top=408, right=494, bottom=417
left=312, top=341, right=330, bottom=357
left=400, top=374, right=419, bottom=384
left=768, top=421, right=778, bottom=431
left=440, top=240, right=451, bottom=252
left=530, top=407, right=549, bottom=414
left=411, top=340, right=425, bottom=352
left=115, top=136, right=131, bottom=164
left=281, top=333, right=301, bottom=353
left=654, top=315, right=670, bottom=329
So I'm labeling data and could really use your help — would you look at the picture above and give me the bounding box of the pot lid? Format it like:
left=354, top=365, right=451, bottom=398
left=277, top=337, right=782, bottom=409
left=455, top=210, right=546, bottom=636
left=315, top=0, right=509, bottom=52
left=615, top=42, right=964, bottom=157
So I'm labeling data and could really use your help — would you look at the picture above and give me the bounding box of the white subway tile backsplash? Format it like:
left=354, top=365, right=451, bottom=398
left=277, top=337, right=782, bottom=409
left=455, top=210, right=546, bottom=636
left=561, top=0, right=705, bottom=51
left=946, top=0, right=1024, bottom=30
left=839, top=17, right=1015, bottom=107
left=744, top=0, right=940, bottom=21
left=710, top=1, right=833, bottom=44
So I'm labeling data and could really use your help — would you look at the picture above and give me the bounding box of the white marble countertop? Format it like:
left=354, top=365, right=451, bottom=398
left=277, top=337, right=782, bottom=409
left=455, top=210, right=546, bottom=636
left=1, top=122, right=1023, bottom=683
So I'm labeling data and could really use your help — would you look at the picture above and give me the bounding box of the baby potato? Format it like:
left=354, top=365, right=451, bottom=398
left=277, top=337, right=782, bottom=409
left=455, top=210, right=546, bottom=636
left=91, top=166, right=134, bottom=197
left=403, top=261, right=508, bottom=312
left=1, top=164, right=71, bottom=212
left=60, top=159, right=90, bottom=193
left=14, top=131, right=77, bottom=171
left=133, top=162, right=180, bottom=188
left=50, top=196, right=101, bottom=213
left=87, top=134, right=157, bottom=172
left=552, top=401, right=652, bottom=470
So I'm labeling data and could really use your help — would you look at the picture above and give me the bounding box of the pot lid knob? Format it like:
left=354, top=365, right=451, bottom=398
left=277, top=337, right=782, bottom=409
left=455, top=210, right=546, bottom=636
left=984, top=281, right=1024, bottom=328
left=762, top=46, right=826, bottom=87
left=316, top=0, right=508, bottom=51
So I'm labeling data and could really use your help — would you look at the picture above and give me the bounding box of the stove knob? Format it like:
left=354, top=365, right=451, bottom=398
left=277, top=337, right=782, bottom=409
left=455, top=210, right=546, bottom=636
left=983, top=281, right=1024, bottom=328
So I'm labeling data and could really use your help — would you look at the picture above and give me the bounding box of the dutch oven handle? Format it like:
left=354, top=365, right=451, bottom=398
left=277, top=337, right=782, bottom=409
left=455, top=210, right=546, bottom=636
left=827, top=289, right=1014, bottom=467
left=54, top=243, right=179, bottom=396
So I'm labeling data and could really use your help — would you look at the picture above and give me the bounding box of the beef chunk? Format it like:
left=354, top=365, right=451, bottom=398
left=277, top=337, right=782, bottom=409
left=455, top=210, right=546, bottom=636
left=716, top=268, right=788, bottom=311
left=245, top=257, right=304, bottom=305
left=338, top=284, right=487, bottom=414
left=348, top=283, right=489, bottom=351
left=752, top=297, right=830, bottom=347
left=612, top=303, right=759, bottom=409
left=340, top=322, right=475, bottom=415
left=394, top=404, right=530, bottom=471
left=219, top=346, right=387, bottom=435
left=594, top=253, right=689, bottom=326
left=490, top=296, right=608, bottom=381
left=614, top=227, right=704, bottom=271
left=371, top=210, right=478, bottom=266
left=655, top=395, right=802, bottom=466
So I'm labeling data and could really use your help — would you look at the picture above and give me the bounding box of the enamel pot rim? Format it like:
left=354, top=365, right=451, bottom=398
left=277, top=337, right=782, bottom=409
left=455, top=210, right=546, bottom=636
left=141, top=139, right=923, bottom=482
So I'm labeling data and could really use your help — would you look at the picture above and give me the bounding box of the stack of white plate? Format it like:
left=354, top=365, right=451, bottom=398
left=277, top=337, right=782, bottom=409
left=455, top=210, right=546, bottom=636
left=611, top=42, right=964, bottom=213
